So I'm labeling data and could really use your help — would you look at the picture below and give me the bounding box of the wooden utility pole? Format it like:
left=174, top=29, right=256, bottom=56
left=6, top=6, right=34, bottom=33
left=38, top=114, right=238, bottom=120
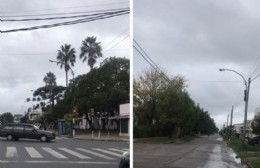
left=230, top=106, right=233, bottom=136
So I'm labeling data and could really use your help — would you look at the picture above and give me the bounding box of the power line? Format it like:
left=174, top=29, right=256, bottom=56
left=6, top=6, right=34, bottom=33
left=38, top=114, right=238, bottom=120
left=248, top=55, right=260, bottom=78
left=133, top=45, right=159, bottom=73
left=104, top=35, right=129, bottom=54
left=0, top=53, right=56, bottom=56
left=0, top=10, right=129, bottom=33
left=133, top=40, right=171, bottom=83
left=104, top=28, right=129, bottom=50
left=1, top=10, right=128, bottom=22
left=0, top=8, right=129, bottom=18
left=134, top=39, right=163, bottom=73
left=188, top=80, right=243, bottom=83
left=0, top=1, right=129, bottom=14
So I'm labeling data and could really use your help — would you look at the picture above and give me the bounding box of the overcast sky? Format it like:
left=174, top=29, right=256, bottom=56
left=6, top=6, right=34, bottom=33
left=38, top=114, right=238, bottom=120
left=0, top=0, right=129, bottom=115
left=134, top=0, right=260, bottom=129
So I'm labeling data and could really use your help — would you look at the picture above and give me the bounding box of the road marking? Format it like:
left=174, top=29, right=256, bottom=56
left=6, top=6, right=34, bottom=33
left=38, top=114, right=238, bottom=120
left=0, top=160, right=117, bottom=164
left=42, top=147, right=67, bottom=159
left=76, top=148, right=115, bottom=160
left=92, top=148, right=122, bottom=157
left=6, top=147, right=18, bottom=158
left=108, top=148, right=126, bottom=153
left=59, top=148, right=90, bottom=159
left=25, top=147, right=43, bottom=158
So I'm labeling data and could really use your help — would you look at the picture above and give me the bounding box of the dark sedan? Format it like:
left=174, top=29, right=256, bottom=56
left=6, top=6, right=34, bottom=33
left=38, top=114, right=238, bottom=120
left=119, top=151, right=130, bottom=168
left=0, top=123, right=55, bottom=142
left=248, top=136, right=260, bottom=146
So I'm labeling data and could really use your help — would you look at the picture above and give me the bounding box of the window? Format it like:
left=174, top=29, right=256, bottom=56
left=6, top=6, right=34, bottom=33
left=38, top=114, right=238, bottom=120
left=13, top=125, right=24, bottom=131
left=24, top=125, right=34, bottom=131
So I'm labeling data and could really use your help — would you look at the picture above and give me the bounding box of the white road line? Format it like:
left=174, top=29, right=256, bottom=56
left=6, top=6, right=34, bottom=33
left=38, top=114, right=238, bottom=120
left=59, top=148, right=90, bottom=159
left=6, top=147, right=18, bottom=158
left=25, top=147, right=43, bottom=158
left=92, top=148, right=122, bottom=157
left=108, top=148, right=126, bottom=153
left=76, top=148, right=115, bottom=160
left=0, top=160, right=117, bottom=164
left=42, top=147, right=67, bottom=159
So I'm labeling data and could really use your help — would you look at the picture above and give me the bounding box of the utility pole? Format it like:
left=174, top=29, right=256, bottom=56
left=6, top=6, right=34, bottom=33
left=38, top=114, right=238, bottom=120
left=230, top=106, right=233, bottom=136
left=226, top=114, right=229, bottom=135
left=227, top=114, right=229, bottom=128
left=243, top=78, right=251, bottom=141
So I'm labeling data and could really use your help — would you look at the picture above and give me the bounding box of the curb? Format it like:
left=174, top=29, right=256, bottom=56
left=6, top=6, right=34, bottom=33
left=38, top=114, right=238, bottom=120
left=245, top=161, right=254, bottom=168
left=73, top=136, right=129, bottom=142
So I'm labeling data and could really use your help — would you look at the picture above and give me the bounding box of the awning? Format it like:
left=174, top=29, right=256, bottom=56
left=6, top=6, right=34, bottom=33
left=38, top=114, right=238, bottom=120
left=109, top=115, right=129, bottom=119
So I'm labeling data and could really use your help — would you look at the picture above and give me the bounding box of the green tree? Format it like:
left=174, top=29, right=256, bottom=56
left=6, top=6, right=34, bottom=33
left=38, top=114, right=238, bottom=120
left=134, top=68, right=185, bottom=126
left=252, top=114, right=260, bottom=135
left=194, top=109, right=218, bottom=135
left=80, top=36, right=102, bottom=70
left=43, top=72, right=57, bottom=107
left=30, top=72, right=65, bottom=114
left=43, top=72, right=56, bottom=86
left=0, top=112, right=14, bottom=125
left=57, top=44, right=76, bottom=87
left=133, top=68, right=217, bottom=139
left=50, top=57, right=129, bottom=127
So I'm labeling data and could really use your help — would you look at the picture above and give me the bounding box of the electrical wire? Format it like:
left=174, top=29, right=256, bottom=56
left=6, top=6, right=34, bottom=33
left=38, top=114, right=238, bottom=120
left=0, top=10, right=129, bottom=33
left=104, top=35, right=129, bottom=54
left=0, top=8, right=129, bottom=18
left=1, top=10, right=128, bottom=22
left=134, top=39, right=163, bottom=73
left=133, top=41, right=171, bottom=83
left=0, top=1, right=129, bottom=14
left=104, top=28, right=129, bottom=50
left=247, top=55, right=260, bottom=78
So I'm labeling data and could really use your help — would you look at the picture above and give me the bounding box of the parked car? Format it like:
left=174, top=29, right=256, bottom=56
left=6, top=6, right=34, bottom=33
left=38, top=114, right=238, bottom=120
left=0, top=123, right=55, bottom=142
left=248, top=136, right=260, bottom=146
left=119, top=151, right=129, bottom=168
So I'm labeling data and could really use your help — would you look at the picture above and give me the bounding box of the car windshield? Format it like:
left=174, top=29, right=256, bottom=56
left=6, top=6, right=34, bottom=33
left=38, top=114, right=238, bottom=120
left=33, top=125, right=40, bottom=130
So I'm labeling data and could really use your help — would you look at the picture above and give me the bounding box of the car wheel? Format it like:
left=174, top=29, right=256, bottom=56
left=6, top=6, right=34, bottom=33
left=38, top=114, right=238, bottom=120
left=40, top=135, right=48, bottom=142
left=7, top=135, right=13, bottom=141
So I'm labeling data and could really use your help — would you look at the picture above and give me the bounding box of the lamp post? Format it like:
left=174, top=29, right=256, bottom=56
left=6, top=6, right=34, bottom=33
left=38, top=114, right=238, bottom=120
left=49, top=59, right=76, bottom=137
left=49, top=60, right=75, bottom=82
left=219, top=68, right=252, bottom=143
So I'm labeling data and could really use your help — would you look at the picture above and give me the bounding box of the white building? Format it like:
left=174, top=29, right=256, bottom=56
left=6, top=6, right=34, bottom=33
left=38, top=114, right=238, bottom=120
left=28, top=109, right=42, bottom=121
left=109, top=103, right=130, bottom=136
left=13, top=114, right=23, bottom=123
left=233, top=120, right=253, bottom=137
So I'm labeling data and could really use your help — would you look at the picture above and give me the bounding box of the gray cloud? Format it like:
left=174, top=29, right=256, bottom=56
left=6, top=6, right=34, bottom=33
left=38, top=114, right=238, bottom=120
left=0, top=0, right=129, bottom=114
left=134, top=0, right=260, bottom=128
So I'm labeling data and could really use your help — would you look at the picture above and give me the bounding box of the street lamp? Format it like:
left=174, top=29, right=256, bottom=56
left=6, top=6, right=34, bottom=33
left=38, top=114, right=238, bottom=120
left=49, top=59, right=76, bottom=137
left=219, top=68, right=260, bottom=143
left=49, top=60, right=75, bottom=86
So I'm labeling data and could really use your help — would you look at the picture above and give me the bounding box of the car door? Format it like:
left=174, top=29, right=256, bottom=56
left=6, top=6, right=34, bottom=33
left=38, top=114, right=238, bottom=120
left=23, top=125, right=39, bottom=139
left=13, top=124, right=24, bottom=139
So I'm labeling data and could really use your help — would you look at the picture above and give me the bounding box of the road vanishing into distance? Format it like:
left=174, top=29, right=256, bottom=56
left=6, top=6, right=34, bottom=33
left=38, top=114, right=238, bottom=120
left=134, top=134, right=246, bottom=168
left=0, top=136, right=129, bottom=168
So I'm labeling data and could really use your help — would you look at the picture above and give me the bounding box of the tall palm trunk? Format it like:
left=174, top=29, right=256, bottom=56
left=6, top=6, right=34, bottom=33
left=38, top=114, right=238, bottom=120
left=65, top=69, right=68, bottom=87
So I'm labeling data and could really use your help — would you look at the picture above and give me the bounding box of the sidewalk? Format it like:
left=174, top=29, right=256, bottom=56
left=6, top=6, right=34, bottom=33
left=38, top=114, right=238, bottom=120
left=73, top=133, right=129, bottom=142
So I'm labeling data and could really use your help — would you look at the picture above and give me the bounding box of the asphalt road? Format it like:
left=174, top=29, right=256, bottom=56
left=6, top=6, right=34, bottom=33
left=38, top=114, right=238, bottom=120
left=134, top=134, right=246, bottom=168
left=0, top=136, right=129, bottom=168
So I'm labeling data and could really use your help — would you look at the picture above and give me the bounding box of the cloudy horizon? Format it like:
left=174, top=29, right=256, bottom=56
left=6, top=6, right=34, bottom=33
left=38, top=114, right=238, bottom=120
left=134, top=0, right=260, bottom=129
left=0, top=0, right=129, bottom=115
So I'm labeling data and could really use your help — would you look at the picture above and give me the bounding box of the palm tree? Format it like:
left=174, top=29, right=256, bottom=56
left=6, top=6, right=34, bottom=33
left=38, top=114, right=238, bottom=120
left=80, top=36, right=102, bottom=70
left=57, top=44, right=76, bottom=87
left=43, top=72, right=56, bottom=86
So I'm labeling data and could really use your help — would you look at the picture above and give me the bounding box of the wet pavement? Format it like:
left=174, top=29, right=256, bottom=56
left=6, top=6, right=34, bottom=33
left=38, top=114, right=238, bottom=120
left=134, top=134, right=247, bottom=168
